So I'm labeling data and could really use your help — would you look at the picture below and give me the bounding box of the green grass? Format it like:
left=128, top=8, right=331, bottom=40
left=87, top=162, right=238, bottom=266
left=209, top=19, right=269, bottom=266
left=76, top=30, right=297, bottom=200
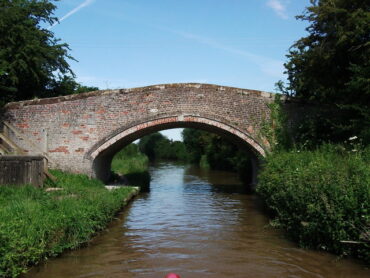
left=111, top=154, right=148, bottom=175
left=0, top=170, right=138, bottom=278
left=111, top=144, right=150, bottom=189
left=111, top=144, right=149, bottom=175
left=256, top=144, right=370, bottom=263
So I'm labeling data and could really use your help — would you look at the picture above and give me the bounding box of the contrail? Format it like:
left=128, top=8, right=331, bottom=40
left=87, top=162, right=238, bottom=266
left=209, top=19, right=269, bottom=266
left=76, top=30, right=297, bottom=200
left=48, top=0, right=95, bottom=30
left=160, top=27, right=284, bottom=78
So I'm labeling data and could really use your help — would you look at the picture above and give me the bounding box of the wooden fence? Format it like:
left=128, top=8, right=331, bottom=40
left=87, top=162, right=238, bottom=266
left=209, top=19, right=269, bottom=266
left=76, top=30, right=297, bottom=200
left=0, top=156, right=46, bottom=187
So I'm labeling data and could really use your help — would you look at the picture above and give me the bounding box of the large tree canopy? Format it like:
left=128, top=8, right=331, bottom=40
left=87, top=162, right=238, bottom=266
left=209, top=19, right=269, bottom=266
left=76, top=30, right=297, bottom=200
left=0, top=0, right=76, bottom=105
left=283, top=0, right=370, bottom=144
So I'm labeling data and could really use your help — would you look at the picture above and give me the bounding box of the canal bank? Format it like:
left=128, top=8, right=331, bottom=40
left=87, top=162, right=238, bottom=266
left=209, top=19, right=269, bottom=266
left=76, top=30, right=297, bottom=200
left=0, top=170, right=139, bottom=278
left=257, top=146, right=370, bottom=264
left=23, top=162, right=369, bottom=278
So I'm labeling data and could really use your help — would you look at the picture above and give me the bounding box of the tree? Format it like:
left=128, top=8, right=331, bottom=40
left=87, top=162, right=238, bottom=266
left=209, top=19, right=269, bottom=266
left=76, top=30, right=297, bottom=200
left=182, top=128, right=211, bottom=163
left=182, top=128, right=253, bottom=181
left=283, top=0, right=370, bottom=144
left=138, top=133, right=169, bottom=161
left=138, top=132, right=188, bottom=161
left=49, top=76, right=99, bottom=96
left=0, top=0, right=75, bottom=105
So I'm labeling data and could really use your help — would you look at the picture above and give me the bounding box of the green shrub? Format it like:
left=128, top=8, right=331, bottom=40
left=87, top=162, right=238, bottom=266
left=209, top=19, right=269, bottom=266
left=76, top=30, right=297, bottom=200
left=0, top=170, right=137, bottom=277
left=256, top=145, right=370, bottom=263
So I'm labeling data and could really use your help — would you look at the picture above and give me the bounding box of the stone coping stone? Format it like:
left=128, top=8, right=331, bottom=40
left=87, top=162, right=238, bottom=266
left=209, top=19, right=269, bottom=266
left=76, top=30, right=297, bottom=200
left=0, top=155, right=44, bottom=161
left=105, top=185, right=140, bottom=191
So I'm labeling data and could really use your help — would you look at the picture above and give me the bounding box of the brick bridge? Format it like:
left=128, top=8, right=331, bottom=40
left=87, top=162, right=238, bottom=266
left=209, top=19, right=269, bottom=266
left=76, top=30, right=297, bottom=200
left=2, top=83, right=275, bottom=184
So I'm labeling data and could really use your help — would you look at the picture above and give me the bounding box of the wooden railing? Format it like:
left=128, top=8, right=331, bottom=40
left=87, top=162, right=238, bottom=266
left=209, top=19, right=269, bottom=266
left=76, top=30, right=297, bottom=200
left=2, top=121, right=52, bottom=162
left=0, top=121, right=56, bottom=182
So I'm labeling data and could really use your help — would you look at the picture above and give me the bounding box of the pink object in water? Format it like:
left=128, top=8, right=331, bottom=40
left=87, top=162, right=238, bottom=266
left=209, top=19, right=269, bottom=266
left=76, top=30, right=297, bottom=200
left=165, top=273, right=181, bottom=278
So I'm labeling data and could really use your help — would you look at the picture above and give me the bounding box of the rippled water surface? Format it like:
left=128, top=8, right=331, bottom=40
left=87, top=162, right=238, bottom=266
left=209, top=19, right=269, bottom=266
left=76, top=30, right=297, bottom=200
left=24, top=162, right=369, bottom=278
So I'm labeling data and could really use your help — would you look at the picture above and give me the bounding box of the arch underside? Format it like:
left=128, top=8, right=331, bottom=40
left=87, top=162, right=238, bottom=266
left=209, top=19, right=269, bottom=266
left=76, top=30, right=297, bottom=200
left=88, top=116, right=266, bottom=183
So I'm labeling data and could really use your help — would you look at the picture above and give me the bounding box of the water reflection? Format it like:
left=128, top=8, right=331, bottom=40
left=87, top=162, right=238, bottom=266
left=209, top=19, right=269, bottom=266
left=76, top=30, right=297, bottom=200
left=23, top=162, right=369, bottom=278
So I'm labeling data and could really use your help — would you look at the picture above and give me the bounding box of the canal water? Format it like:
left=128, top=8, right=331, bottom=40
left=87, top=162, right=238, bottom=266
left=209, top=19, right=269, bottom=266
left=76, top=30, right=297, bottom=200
left=25, top=162, right=369, bottom=278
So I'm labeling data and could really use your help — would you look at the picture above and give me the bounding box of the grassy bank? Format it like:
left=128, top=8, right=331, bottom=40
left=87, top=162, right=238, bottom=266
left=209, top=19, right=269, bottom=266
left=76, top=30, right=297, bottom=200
left=0, top=170, right=138, bottom=278
left=111, top=144, right=150, bottom=188
left=256, top=145, right=370, bottom=263
left=111, top=144, right=149, bottom=175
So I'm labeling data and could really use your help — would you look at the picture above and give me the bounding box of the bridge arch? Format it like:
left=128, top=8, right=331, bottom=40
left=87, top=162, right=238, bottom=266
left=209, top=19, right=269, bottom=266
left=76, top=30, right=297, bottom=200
left=88, top=115, right=266, bottom=184
left=3, top=83, right=275, bottom=184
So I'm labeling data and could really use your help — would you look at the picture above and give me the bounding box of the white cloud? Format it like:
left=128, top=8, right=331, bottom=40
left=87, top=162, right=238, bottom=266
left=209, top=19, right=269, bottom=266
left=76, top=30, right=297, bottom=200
left=49, top=0, right=95, bottom=29
left=266, top=0, right=288, bottom=19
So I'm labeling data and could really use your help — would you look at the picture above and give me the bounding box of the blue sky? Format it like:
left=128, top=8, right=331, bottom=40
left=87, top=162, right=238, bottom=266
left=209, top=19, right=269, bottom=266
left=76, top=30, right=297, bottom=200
left=49, top=0, right=310, bottom=140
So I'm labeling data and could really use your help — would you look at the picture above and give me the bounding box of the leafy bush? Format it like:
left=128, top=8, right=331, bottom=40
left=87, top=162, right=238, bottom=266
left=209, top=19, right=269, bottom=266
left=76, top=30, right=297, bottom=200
left=256, top=145, right=370, bottom=263
left=0, top=170, right=137, bottom=277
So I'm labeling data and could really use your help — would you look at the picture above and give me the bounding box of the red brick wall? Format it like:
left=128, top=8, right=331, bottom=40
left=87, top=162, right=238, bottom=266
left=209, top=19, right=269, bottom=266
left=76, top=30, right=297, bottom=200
left=4, top=83, right=275, bottom=181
